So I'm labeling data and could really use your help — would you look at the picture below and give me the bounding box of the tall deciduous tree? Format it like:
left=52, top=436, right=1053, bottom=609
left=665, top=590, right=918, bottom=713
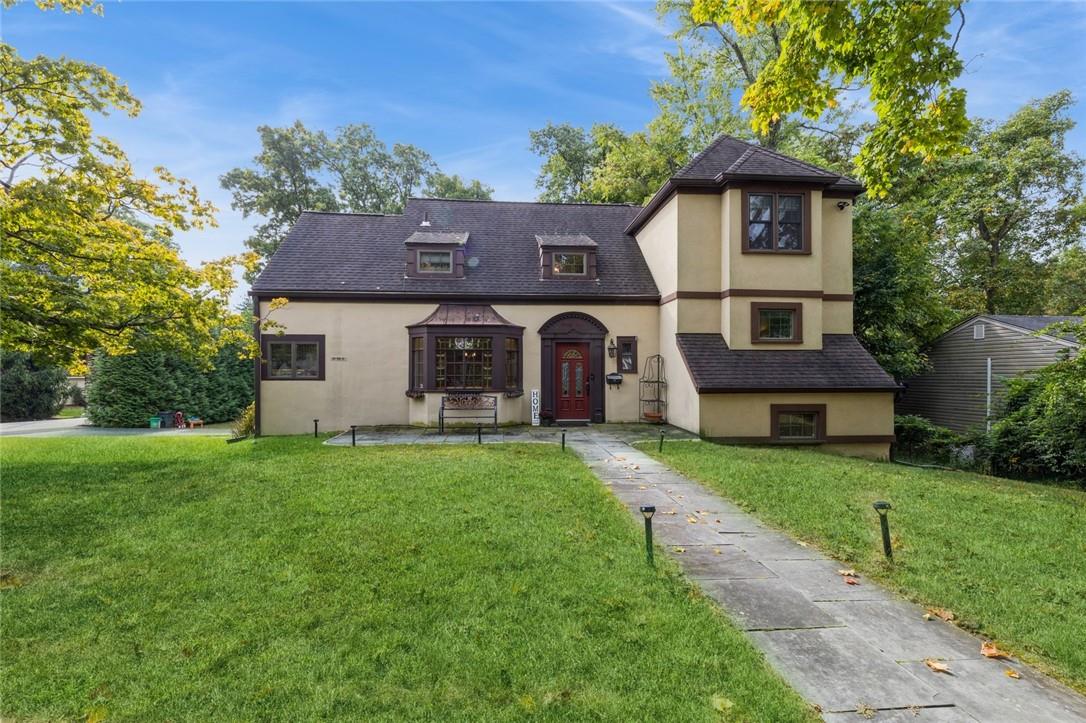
left=0, top=41, right=248, bottom=368
left=223, top=122, right=490, bottom=277
left=689, top=0, right=970, bottom=196
left=423, top=172, right=493, bottom=200
left=931, top=92, right=1085, bottom=314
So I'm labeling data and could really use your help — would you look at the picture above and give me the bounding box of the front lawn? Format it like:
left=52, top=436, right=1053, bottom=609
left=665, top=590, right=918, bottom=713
left=2, top=437, right=812, bottom=721
left=640, top=441, right=1086, bottom=692
left=52, top=405, right=85, bottom=419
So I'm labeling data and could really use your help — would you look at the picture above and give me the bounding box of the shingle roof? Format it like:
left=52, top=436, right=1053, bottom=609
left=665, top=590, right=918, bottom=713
left=674, top=135, right=861, bottom=189
left=676, top=333, right=900, bottom=392
left=253, top=198, right=657, bottom=299
left=536, top=233, right=597, bottom=248
left=405, top=231, right=469, bottom=245
left=987, top=315, right=1082, bottom=337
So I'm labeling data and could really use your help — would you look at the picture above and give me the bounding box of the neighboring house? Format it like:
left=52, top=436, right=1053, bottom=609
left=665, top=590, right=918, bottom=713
left=898, top=315, right=1082, bottom=433
left=252, top=135, right=900, bottom=458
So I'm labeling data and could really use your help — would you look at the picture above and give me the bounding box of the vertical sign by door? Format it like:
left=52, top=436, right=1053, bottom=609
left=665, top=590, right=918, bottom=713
left=530, top=389, right=540, bottom=426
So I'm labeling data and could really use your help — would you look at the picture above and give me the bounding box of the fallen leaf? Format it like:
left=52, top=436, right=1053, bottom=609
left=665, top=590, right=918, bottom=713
left=1004, top=668, right=1021, bottom=679
left=663, top=510, right=677, bottom=515
left=925, top=607, right=955, bottom=622
left=710, top=694, right=734, bottom=713
left=924, top=658, right=952, bottom=674
left=672, top=546, right=685, bottom=553
left=844, top=576, right=860, bottom=586
left=686, top=516, right=698, bottom=524
left=797, top=541, right=808, bottom=547
left=981, top=642, right=1011, bottom=660
left=837, top=569, right=858, bottom=577
left=856, top=702, right=876, bottom=719
left=713, top=548, right=722, bottom=555
left=638, top=485, right=648, bottom=490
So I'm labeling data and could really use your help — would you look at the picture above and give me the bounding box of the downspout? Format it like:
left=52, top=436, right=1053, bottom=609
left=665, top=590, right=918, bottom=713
left=252, top=292, right=262, bottom=438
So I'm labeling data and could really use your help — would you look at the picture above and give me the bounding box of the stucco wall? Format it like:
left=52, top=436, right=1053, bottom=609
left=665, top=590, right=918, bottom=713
left=723, top=188, right=825, bottom=292
left=635, top=194, right=678, bottom=297
left=258, top=300, right=659, bottom=435
left=657, top=300, right=700, bottom=433
left=698, top=391, right=895, bottom=459
left=722, top=297, right=824, bottom=351
left=676, top=193, right=722, bottom=292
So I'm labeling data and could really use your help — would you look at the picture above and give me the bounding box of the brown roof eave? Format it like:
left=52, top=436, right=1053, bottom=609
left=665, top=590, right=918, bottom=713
left=250, top=290, right=662, bottom=304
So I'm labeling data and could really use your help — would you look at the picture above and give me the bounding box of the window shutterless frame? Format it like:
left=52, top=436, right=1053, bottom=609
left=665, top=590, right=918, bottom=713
left=416, top=249, right=453, bottom=273
left=552, top=252, right=587, bottom=276
left=616, top=336, right=637, bottom=373
left=741, top=187, right=812, bottom=254
left=770, top=404, right=827, bottom=442
left=750, top=302, right=803, bottom=344
left=406, top=326, right=524, bottom=395
left=260, top=334, right=326, bottom=380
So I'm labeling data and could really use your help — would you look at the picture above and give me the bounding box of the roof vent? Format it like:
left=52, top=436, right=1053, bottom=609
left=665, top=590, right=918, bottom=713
left=420, top=212, right=431, bottom=227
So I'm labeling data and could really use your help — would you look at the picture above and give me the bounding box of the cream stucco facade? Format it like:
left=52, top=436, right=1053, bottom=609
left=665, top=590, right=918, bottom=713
left=255, top=148, right=896, bottom=460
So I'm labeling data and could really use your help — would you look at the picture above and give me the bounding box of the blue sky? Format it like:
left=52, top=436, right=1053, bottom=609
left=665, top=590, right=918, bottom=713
left=6, top=0, right=1086, bottom=289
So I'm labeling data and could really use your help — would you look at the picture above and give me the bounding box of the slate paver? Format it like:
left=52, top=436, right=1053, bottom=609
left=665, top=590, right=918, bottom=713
left=817, top=600, right=980, bottom=662
left=822, top=706, right=976, bottom=722
left=669, top=545, right=776, bottom=580
left=898, top=658, right=1086, bottom=723
left=698, top=578, right=843, bottom=631
left=759, top=558, right=892, bottom=602
left=750, top=627, right=945, bottom=713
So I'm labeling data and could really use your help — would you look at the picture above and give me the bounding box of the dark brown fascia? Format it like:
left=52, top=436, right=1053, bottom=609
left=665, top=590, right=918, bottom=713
left=251, top=290, right=660, bottom=305
left=624, top=174, right=864, bottom=237
left=696, top=385, right=902, bottom=393
left=659, top=289, right=854, bottom=304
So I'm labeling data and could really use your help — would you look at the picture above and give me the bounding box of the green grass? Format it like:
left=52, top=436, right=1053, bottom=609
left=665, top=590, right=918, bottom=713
left=639, top=440, right=1086, bottom=692
left=52, top=405, right=84, bottom=418
left=2, top=437, right=813, bottom=722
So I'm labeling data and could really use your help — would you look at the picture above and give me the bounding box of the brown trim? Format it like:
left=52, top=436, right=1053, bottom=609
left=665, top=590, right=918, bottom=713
left=698, top=386, right=901, bottom=393
left=659, top=289, right=853, bottom=305
left=405, top=243, right=465, bottom=279
left=770, top=403, right=827, bottom=442
left=260, top=334, right=326, bottom=381
left=724, top=288, right=822, bottom=299
left=253, top=304, right=262, bottom=437
left=741, top=187, right=812, bottom=254
left=251, top=291, right=659, bottom=305
left=751, top=302, right=803, bottom=344
left=541, top=247, right=598, bottom=280
left=616, top=336, right=637, bottom=374
left=706, top=435, right=892, bottom=445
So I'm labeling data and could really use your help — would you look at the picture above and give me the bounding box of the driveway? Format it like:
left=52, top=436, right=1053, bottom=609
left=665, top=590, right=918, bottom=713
left=0, top=417, right=231, bottom=437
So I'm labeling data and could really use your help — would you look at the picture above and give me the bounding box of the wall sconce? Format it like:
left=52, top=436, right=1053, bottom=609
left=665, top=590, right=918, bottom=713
left=836, top=200, right=851, bottom=211
left=607, top=338, right=617, bottom=358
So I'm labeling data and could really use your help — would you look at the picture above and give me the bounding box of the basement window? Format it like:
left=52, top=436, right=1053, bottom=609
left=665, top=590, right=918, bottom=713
left=771, top=404, right=826, bottom=442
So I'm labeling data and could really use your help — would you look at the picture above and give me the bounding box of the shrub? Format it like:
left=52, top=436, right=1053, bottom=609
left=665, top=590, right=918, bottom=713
left=86, top=346, right=253, bottom=428
left=66, top=383, right=86, bottom=407
left=0, top=351, right=70, bottom=421
left=984, top=349, right=1086, bottom=483
left=893, top=415, right=963, bottom=464
left=232, top=401, right=255, bottom=439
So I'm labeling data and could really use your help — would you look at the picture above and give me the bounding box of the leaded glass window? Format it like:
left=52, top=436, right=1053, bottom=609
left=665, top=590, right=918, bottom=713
left=504, top=337, right=519, bottom=390
left=759, top=309, right=796, bottom=340
left=435, top=337, right=493, bottom=389
left=778, top=412, right=817, bottom=440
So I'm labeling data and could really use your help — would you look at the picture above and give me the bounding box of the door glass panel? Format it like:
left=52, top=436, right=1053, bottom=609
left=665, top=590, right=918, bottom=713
left=561, top=361, right=570, bottom=396
left=574, top=364, right=584, bottom=397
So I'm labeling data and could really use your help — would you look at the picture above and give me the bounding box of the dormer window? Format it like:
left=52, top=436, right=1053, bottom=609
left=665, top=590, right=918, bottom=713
left=404, top=231, right=468, bottom=278
left=742, top=190, right=811, bottom=254
left=537, top=234, right=598, bottom=279
left=553, top=252, right=586, bottom=276
left=418, top=250, right=452, bottom=273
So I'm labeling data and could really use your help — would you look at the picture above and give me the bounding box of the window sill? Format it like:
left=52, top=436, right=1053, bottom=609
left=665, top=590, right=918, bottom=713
left=741, top=248, right=811, bottom=255
left=752, top=339, right=804, bottom=345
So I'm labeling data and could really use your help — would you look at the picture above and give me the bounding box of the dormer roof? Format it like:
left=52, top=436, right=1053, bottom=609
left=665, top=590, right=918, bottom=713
left=626, top=134, right=863, bottom=236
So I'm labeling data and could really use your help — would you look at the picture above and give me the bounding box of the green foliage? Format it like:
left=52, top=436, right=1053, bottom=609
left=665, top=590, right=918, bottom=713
left=852, top=202, right=953, bottom=378
left=2, top=439, right=814, bottom=721
left=0, top=40, right=249, bottom=368
left=0, top=351, right=69, bottom=421
left=1045, top=247, right=1086, bottom=315
left=984, top=331, right=1086, bottom=482
left=231, top=401, right=255, bottom=438
left=222, top=122, right=491, bottom=278
left=690, top=0, right=970, bottom=196
left=893, top=415, right=963, bottom=464
left=85, top=346, right=252, bottom=427
left=423, top=172, right=493, bottom=200
left=931, top=91, right=1086, bottom=315
left=528, top=122, right=609, bottom=202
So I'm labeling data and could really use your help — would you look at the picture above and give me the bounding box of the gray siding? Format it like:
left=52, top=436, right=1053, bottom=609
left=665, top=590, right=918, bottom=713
left=898, top=320, right=1076, bottom=433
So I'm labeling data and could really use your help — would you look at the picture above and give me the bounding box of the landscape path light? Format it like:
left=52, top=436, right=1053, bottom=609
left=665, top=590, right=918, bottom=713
left=640, top=505, right=656, bottom=566
left=873, top=501, right=893, bottom=560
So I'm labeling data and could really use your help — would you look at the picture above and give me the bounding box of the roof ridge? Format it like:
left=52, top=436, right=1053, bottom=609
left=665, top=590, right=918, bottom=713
left=723, top=146, right=756, bottom=175
left=673, top=133, right=736, bottom=177
left=729, top=136, right=840, bottom=178
left=408, top=197, right=641, bottom=208
left=301, top=209, right=394, bottom=217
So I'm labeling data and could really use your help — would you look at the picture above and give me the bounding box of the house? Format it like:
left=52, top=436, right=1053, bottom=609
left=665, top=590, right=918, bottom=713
left=898, top=314, right=1082, bottom=433
left=251, top=135, right=900, bottom=458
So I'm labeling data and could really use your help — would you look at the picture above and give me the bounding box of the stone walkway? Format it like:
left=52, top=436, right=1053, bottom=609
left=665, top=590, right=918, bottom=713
left=569, top=428, right=1086, bottom=722
left=325, top=423, right=1086, bottom=721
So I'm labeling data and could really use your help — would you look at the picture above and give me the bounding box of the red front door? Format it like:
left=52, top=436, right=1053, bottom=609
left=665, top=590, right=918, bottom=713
left=555, top=342, right=589, bottom=420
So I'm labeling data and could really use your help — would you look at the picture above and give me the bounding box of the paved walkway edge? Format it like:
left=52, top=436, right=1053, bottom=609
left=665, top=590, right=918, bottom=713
left=569, top=430, right=1086, bottom=723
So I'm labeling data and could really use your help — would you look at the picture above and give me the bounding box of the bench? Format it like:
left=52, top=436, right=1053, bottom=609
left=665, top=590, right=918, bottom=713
left=439, top=393, right=498, bottom=434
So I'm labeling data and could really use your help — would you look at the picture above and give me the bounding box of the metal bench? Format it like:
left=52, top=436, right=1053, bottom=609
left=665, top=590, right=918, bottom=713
left=438, top=393, right=498, bottom=434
